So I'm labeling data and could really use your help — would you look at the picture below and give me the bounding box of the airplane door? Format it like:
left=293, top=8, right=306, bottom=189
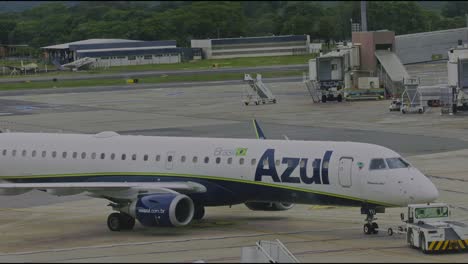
left=166, top=151, right=175, bottom=170
left=338, top=157, right=353, bottom=187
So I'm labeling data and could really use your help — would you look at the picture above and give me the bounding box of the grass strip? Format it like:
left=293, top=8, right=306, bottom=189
left=0, top=70, right=305, bottom=91
left=0, top=54, right=315, bottom=79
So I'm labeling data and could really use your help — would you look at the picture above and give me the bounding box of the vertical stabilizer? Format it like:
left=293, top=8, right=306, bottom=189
left=252, top=119, right=266, bottom=139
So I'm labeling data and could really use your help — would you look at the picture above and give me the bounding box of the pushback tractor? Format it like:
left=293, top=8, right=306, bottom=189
left=388, top=203, right=468, bottom=254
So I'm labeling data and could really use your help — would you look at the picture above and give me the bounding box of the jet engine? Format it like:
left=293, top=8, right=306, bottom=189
left=245, top=202, right=295, bottom=211
left=125, top=193, right=195, bottom=227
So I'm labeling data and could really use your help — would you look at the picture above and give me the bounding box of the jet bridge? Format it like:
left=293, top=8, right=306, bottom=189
left=444, top=44, right=468, bottom=114
left=375, top=50, right=410, bottom=97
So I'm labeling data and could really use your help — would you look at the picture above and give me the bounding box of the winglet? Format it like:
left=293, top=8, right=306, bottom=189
left=252, top=119, right=266, bottom=139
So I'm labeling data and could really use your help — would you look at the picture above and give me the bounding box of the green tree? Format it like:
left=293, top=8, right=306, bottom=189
left=442, top=1, right=468, bottom=17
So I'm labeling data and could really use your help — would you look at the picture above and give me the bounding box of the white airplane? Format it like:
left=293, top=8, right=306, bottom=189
left=52, top=57, right=96, bottom=71
left=0, top=120, right=438, bottom=234
left=6, top=61, right=38, bottom=75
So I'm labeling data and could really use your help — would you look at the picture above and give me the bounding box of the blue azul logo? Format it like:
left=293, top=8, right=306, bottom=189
left=254, top=149, right=332, bottom=185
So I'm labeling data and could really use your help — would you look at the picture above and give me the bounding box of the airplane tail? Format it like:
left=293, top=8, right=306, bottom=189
left=52, top=59, right=65, bottom=71
left=252, top=119, right=266, bottom=139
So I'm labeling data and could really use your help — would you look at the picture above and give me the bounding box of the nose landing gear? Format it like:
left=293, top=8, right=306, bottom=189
left=361, top=206, right=384, bottom=235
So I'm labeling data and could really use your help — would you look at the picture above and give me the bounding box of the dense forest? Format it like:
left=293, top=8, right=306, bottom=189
left=0, top=1, right=466, bottom=49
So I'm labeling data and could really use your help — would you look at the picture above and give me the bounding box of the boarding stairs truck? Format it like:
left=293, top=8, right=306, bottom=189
left=389, top=203, right=468, bottom=254
left=242, top=74, right=277, bottom=105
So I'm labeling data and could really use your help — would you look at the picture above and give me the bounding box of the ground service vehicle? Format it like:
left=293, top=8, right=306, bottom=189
left=396, top=203, right=468, bottom=253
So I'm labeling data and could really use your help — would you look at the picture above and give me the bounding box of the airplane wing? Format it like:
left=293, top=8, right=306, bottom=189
left=5, top=66, right=20, bottom=70
left=0, top=181, right=207, bottom=202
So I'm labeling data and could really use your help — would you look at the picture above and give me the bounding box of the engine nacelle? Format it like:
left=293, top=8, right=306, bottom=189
left=245, top=202, right=295, bottom=211
left=127, top=193, right=195, bottom=227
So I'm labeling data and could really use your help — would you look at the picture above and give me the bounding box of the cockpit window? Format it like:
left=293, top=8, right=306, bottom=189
left=386, top=158, right=410, bottom=169
left=369, top=158, right=387, bottom=170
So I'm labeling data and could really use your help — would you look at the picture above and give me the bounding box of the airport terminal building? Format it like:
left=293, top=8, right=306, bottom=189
left=395, top=27, right=468, bottom=64
left=191, top=35, right=311, bottom=59
left=41, top=39, right=202, bottom=67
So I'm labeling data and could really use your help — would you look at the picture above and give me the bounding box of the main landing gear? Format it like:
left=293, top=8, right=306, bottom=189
left=107, top=212, right=135, bottom=231
left=361, top=206, right=384, bottom=235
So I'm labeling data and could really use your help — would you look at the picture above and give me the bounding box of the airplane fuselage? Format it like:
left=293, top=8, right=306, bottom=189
left=0, top=132, right=438, bottom=208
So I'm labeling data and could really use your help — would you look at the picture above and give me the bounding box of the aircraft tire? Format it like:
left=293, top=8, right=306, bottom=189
left=193, top=205, right=205, bottom=220
left=363, top=223, right=372, bottom=235
left=372, top=223, right=379, bottom=234
left=120, top=213, right=135, bottom=230
left=107, top=213, right=122, bottom=231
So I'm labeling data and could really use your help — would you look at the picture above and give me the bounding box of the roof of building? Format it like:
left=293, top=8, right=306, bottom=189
left=76, top=47, right=193, bottom=57
left=41, top=39, right=141, bottom=50
left=396, top=27, right=468, bottom=39
left=205, top=35, right=308, bottom=45
left=69, top=40, right=177, bottom=51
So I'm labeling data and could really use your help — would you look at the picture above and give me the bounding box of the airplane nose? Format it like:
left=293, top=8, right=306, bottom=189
left=421, top=179, right=439, bottom=203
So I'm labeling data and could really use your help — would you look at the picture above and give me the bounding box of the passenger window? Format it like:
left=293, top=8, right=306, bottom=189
left=143, top=154, right=148, bottom=161
left=193, top=156, right=198, bottom=163
left=81, top=152, right=86, bottom=159
left=121, top=154, right=126, bottom=160
left=12, top=150, right=16, bottom=156
left=239, top=158, right=244, bottom=165
left=62, top=152, right=67, bottom=158
left=168, top=155, right=173, bottom=162
left=204, top=157, right=209, bottom=164
left=110, top=153, right=115, bottom=160
left=227, top=157, right=232, bottom=164
left=52, top=151, right=57, bottom=158
left=22, top=150, right=27, bottom=157
left=156, top=155, right=160, bottom=162
left=181, top=156, right=186, bottom=163
left=101, top=153, right=105, bottom=160
left=73, top=152, right=78, bottom=159
left=132, top=154, right=137, bottom=161
left=370, top=158, right=387, bottom=170
left=2, top=149, right=6, bottom=156
left=216, top=157, right=221, bottom=164
left=91, top=152, right=96, bottom=159
left=32, top=150, right=36, bottom=157
left=42, top=151, right=46, bottom=158
left=251, top=158, right=256, bottom=165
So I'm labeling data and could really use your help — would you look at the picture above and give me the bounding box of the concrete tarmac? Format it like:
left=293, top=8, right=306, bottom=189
left=0, top=61, right=468, bottom=262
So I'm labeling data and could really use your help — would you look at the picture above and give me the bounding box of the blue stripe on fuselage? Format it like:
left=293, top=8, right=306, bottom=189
left=7, top=175, right=371, bottom=207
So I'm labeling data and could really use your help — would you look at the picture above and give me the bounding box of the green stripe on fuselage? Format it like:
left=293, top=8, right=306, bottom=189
left=0, top=172, right=397, bottom=207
